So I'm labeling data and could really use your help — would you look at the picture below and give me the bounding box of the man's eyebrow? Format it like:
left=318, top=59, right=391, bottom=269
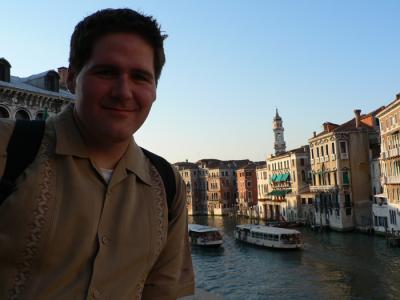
left=89, top=64, right=154, bottom=79
left=132, top=69, right=154, bottom=80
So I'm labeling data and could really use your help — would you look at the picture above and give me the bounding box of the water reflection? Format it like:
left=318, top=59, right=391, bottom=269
left=189, top=216, right=400, bottom=300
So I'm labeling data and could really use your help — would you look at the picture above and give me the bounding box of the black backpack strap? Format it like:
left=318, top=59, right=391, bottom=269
left=141, top=147, right=176, bottom=222
left=0, top=120, right=45, bottom=205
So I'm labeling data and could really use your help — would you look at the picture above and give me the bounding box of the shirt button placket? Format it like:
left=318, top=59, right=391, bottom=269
left=101, top=235, right=109, bottom=245
left=92, top=287, right=101, bottom=299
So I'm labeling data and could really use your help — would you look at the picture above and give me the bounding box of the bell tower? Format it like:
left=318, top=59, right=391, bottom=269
left=273, top=109, right=286, bottom=155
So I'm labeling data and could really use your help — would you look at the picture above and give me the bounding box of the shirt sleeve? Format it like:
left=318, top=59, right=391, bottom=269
left=142, top=168, right=195, bottom=300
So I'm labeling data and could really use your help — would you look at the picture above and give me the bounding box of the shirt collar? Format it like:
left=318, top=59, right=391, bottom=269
left=53, top=104, right=89, bottom=158
left=53, top=104, right=152, bottom=185
left=120, top=140, right=153, bottom=186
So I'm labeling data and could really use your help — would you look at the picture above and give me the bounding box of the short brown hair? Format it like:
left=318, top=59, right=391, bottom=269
left=69, top=8, right=167, bottom=83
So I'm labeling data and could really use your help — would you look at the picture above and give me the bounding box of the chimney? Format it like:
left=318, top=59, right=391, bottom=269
left=58, top=67, right=68, bottom=90
left=396, top=93, right=400, bottom=100
left=354, top=109, right=361, bottom=128
left=313, top=131, right=316, bottom=137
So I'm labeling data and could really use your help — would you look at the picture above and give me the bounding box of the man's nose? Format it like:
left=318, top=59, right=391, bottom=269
left=112, top=75, right=133, bottom=100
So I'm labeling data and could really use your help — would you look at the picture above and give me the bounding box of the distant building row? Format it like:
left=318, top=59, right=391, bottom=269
left=175, top=93, right=400, bottom=234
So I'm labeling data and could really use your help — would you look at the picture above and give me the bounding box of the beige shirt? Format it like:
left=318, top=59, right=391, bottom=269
left=0, top=106, right=194, bottom=299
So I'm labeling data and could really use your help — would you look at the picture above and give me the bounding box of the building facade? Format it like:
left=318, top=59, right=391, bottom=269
left=174, top=162, right=207, bottom=215
left=0, top=58, right=73, bottom=120
left=256, top=163, right=269, bottom=219
left=237, top=163, right=258, bottom=217
left=266, top=146, right=311, bottom=222
left=309, top=109, right=382, bottom=231
left=377, top=94, right=400, bottom=233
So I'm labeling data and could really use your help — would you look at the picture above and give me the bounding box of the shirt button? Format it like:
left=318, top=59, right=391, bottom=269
left=102, top=235, right=109, bottom=245
left=92, top=288, right=100, bottom=298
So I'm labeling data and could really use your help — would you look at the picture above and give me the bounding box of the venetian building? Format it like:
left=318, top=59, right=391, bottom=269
left=173, top=161, right=207, bottom=216
left=376, top=93, right=400, bottom=233
left=197, top=159, right=243, bottom=216
left=309, top=108, right=383, bottom=231
left=265, top=146, right=311, bottom=222
left=273, top=109, right=286, bottom=155
left=0, top=58, right=74, bottom=120
left=256, top=163, right=269, bottom=219
left=236, top=162, right=258, bottom=217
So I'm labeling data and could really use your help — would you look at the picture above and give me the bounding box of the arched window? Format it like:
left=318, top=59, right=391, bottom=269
left=0, top=106, right=10, bottom=118
left=15, top=109, right=30, bottom=120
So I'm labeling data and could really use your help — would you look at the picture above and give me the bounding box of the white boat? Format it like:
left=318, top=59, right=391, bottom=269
left=234, top=224, right=303, bottom=249
left=188, top=224, right=223, bottom=247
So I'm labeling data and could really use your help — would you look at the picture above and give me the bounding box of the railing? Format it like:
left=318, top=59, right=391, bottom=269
left=310, top=185, right=337, bottom=192
left=320, top=157, right=324, bottom=163
left=341, top=153, right=349, bottom=160
left=389, top=148, right=399, bottom=158
left=387, top=175, right=400, bottom=184
left=331, top=154, right=336, bottom=160
left=325, top=155, right=329, bottom=162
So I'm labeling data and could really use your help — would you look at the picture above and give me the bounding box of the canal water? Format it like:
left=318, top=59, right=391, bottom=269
left=188, top=216, right=400, bottom=300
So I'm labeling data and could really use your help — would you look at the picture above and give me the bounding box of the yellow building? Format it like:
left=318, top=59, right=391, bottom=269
left=265, top=146, right=311, bottom=222
left=309, top=109, right=382, bottom=231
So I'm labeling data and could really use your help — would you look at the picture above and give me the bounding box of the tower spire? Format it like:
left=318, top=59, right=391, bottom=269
left=273, top=109, right=286, bottom=155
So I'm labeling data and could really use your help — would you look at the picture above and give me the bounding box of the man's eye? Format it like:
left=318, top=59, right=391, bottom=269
left=95, top=69, right=115, bottom=77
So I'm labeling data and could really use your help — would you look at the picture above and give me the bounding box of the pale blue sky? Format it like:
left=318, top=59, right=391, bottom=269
left=1, top=0, right=399, bottom=163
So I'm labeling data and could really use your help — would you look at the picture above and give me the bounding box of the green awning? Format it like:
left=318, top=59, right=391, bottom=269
left=275, top=174, right=283, bottom=182
left=281, top=173, right=290, bottom=182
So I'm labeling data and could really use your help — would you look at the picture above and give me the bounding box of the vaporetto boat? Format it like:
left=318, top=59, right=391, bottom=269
left=188, top=224, right=223, bottom=247
left=234, top=224, right=303, bottom=249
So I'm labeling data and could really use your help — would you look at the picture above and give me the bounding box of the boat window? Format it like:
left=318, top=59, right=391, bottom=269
left=273, top=235, right=279, bottom=241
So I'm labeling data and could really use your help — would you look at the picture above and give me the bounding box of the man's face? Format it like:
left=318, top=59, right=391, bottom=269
left=68, top=32, right=157, bottom=146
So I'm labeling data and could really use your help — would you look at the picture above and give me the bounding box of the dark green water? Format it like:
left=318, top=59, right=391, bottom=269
left=189, top=216, right=400, bottom=300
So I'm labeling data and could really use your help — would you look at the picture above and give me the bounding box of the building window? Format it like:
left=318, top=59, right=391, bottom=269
left=321, top=146, right=324, bottom=156
left=325, top=144, right=329, bottom=156
left=342, top=171, right=350, bottom=185
left=300, top=158, right=305, bottom=166
left=389, top=210, right=397, bottom=225
left=340, top=141, right=347, bottom=154
left=0, top=106, right=10, bottom=118
left=332, top=143, right=335, bottom=154
left=301, top=170, right=306, bottom=182
left=311, top=148, right=314, bottom=159
left=317, top=148, right=320, bottom=157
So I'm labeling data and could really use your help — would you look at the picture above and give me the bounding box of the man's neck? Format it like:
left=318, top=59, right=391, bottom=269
left=72, top=109, right=131, bottom=169
left=88, top=142, right=129, bottom=169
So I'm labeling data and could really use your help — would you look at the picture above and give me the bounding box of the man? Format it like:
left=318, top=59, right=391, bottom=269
left=0, top=8, right=194, bottom=299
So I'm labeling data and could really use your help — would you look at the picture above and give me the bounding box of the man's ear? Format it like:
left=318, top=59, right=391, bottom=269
left=67, top=67, right=77, bottom=94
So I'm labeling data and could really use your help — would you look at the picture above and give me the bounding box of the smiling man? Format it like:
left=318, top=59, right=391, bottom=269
left=0, top=8, right=194, bottom=300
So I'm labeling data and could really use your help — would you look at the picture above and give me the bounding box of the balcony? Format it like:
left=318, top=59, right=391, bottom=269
left=320, top=157, right=324, bottom=163
left=311, top=159, right=314, bottom=164
left=340, top=153, right=349, bottom=160
left=386, top=175, right=400, bottom=184
left=310, top=185, right=338, bottom=192
left=331, top=154, right=336, bottom=161
left=325, top=155, right=329, bottom=162
left=389, top=148, right=399, bottom=158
